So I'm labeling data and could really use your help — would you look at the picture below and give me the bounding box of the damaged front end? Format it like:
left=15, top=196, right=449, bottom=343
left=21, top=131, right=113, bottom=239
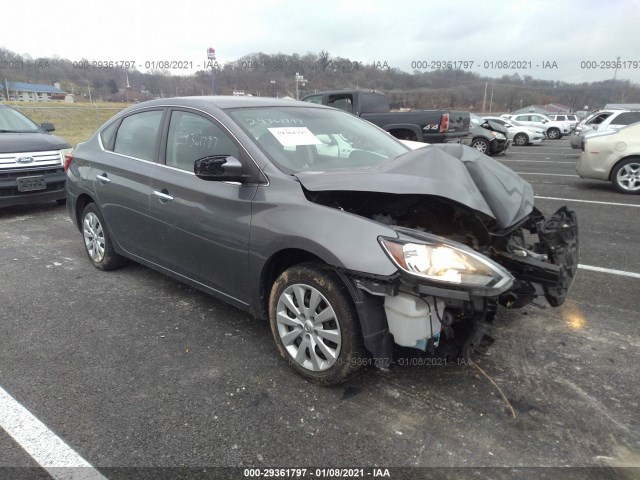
left=298, top=144, right=579, bottom=366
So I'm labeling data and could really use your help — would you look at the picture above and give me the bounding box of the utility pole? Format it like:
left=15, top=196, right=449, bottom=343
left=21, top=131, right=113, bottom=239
left=207, top=47, right=216, bottom=95
left=609, top=56, right=621, bottom=104
left=482, top=82, right=488, bottom=113
left=295, top=73, right=305, bottom=100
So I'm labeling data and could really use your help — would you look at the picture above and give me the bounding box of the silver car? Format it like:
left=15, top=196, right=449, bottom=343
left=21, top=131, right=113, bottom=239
left=570, top=110, right=640, bottom=149
left=577, top=122, right=640, bottom=194
left=483, top=116, right=545, bottom=146
left=65, top=96, right=579, bottom=385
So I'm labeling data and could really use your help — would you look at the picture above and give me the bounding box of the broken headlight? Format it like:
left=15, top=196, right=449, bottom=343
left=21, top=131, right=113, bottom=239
left=379, top=237, right=512, bottom=289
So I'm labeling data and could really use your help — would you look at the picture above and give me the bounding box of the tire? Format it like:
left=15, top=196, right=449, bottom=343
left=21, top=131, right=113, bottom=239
left=268, top=263, right=367, bottom=385
left=513, top=133, right=529, bottom=146
left=471, top=138, right=490, bottom=154
left=611, top=158, right=640, bottom=194
left=81, top=203, right=127, bottom=270
left=547, top=128, right=560, bottom=140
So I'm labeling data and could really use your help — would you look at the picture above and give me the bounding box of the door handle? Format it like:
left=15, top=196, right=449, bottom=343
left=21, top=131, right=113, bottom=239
left=153, top=190, right=174, bottom=202
left=96, top=173, right=110, bottom=183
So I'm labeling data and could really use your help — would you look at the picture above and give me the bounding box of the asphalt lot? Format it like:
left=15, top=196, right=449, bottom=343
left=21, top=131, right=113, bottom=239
left=1, top=138, right=639, bottom=479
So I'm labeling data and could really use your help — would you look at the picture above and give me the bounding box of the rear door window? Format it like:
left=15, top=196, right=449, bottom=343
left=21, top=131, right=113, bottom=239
left=113, top=110, right=164, bottom=161
left=327, top=94, right=354, bottom=113
left=610, top=112, right=640, bottom=126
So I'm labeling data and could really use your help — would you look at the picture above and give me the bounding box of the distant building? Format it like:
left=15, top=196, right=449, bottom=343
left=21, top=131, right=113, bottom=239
left=514, top=103, right=573, bottom=115
left=107, top=87, right=153, bottom=103
left=1, top=81, right=68, bottom=102
left=513, top=105, right=548, bottom=115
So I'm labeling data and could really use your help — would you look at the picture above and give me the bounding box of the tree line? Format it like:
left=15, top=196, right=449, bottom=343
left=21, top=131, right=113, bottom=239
left=1, top=47, right=637, bottom=112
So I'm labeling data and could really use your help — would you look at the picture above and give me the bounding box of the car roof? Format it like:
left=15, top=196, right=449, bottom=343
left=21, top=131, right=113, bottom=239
left=129, top=96, right=313, bottom=109
left=107, top=96, right=330, bottom=123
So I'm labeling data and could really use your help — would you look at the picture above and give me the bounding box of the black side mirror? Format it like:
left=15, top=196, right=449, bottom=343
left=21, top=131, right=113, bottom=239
left=194, top=155, right=245, bottom=182
left=41, top=122, right=55, bottom=132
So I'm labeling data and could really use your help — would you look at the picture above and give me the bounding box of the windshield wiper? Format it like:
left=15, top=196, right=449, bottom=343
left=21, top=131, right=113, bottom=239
left=0, top=129, right=29, bottom=133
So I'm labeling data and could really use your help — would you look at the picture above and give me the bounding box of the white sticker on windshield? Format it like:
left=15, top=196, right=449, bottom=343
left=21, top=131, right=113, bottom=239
left=268, top=127, right=323, bottom=147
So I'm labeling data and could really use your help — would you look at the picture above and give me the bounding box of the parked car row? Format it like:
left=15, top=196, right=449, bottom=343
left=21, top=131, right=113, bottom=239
left=482, top=116, right=546, bottom=146
left=501, top=113, right=571, bottom=139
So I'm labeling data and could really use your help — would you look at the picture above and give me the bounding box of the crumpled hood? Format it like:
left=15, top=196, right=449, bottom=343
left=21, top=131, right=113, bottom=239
left=0, top=133, right=71, bottom=153
left=296, top=144, right=534, bottom=230
left=485, top=119, right=509, bottom=135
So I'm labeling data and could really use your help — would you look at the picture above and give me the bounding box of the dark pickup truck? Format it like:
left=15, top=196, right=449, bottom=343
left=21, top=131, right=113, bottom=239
left=301, top=90, right=470, bottom=144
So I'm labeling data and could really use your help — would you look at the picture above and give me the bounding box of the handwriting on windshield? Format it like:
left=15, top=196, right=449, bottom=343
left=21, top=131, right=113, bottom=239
left=176, top=131, right=218, bottom=149
left=245, top=118, right=304, bottom=127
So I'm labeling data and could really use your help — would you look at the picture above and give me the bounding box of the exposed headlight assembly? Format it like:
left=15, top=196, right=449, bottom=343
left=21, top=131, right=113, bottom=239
left=490, top=131, right=507, bottom=140
left=379, top=237, right=513, bottom=293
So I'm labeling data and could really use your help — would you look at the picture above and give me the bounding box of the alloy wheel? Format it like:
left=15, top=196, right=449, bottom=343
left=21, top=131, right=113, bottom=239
left=616, top=162, right=640, bottom=192
left=83, top=212, right=105, bottom=262
left=275, top=283, right=342, bottom=372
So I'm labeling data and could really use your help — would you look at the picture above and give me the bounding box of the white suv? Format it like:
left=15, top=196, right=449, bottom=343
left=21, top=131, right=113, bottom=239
left=506, top=113, right=571, bottom=140
left=548, top=114, right=579, bottom=131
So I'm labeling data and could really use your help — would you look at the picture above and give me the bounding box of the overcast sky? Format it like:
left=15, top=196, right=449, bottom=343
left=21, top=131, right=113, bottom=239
left=3, top=0, right=639, bottom=84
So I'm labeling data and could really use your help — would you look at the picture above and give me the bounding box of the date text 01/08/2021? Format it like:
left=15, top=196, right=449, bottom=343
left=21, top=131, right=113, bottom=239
left=243, top=468, right=391, bottom=478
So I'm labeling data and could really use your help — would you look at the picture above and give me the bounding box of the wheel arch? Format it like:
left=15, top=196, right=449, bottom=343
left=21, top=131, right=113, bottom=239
left=258, top=248, right=328, bottom=320
left=609, top=155, right=640, bottom=180
left=381, top=124, right=422, bottom=142
left=74, top=193, right=96, bottom=231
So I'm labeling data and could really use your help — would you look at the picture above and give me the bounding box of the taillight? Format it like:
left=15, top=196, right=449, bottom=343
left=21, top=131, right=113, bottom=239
left=64, top=152, right=74, bottom=172
left=439, top=113, right=449, bottom=133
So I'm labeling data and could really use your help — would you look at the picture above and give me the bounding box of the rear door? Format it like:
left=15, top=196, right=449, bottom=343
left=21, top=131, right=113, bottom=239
left=149, top=108, right=258, bottom=303
left=93, top=108, right=164, bottom=259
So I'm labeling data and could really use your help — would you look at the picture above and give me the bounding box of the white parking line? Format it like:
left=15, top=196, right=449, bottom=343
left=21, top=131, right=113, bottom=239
left=517, top=173, right=579, bottom=177
left=0, top=385, right=105, bottom=480
left=534, top=196, right=640, bottom=208
left=502, top=159, right=576, bottom=164
left=579, top=264, right=640, bottom=279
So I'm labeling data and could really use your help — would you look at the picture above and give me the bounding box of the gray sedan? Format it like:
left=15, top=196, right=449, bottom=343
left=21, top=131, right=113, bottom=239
left=65, top=97, right=579, bottom=385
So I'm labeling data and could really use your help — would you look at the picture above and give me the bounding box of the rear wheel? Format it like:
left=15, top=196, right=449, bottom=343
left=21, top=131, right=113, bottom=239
left=471, top=138, right=490, bottom=154
left=547, top=128, right=561, bottom=139
left=513, top=133, right=529, bottom=146
left=81, top=203, right=127, bottom=270
left=269, top=263, right=367, bottom=385
left=611, top=158, right=640, bottom=194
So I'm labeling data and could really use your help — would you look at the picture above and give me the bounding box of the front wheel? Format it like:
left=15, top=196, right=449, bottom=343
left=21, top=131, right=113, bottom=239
left=81, top=203, right=127, bottom=270
left=513, top=133, right=529, bottom=146
left=269, top=263, right=367, bottom=385
left=611, top=158, right=640, bottom=194
left=471, top=138, right=490, bottom=154
left=547, top=128, right=561, bottom=139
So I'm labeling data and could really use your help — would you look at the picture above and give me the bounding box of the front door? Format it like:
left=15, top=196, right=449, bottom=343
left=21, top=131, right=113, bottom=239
left=149, top=109, right=257, bottom=304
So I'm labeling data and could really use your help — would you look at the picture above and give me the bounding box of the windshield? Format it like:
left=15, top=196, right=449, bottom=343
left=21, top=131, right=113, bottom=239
left=469, top=113, right=483, bottom=126
left=227, top=106, right=408, bottom=173
left=0, top=106, right=42, bottom=133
